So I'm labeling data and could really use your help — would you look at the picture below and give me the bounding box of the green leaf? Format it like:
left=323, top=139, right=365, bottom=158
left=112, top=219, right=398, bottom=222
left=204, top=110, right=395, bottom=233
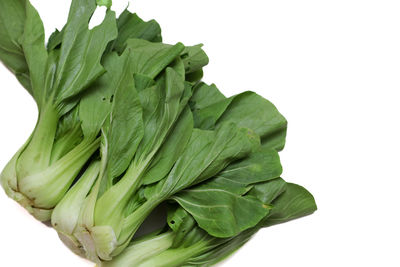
left=134, top=67, right=188, bottom=164
left=216, top=92, right=287, bottom=150
left=109, top=10, right=162, bottom=53
left=126, top=39, right=185, bottom=79
left=262, top=183, right=317, bottom=227
left=21, top=0, right=48, bottom=108
left=190, top=83, right=232, bottom=129
left=155, top=123, right=260, bottom=198
left=167, top=207, right=197, bottom=248
left=216, top=147, right=282, bottom=186
left=180, top=44, right=209, bottom=75
left=54, top=2, right=117, bottom=107
left=192, top=88, right=288, bottom=151
left=104, top=53, right=144, bottom=183
left=189, top=82, right=227, bottom=111
left=47, top=29, right=63, bottom=51
left=185, top=69, right=204, bottom=84
left=54, top=106, right=81, bottom=141
left=93, top=66, right=188, bottom=247
left=97, top=0, right=112, bottom=8
left=171, top=148, right=282, bottom=237
left=84, top=52, right=145, bottom=249
left=158, top=181, right=314, bottom=267
left=193, top=97, right=233, bottom=130
left=142, top=107, right=194, bottom=185
left=79, top=52, right=130, bottom=139
left=0, top=0, right=31, bottom=92
left=173, top=191, right=270, bottom=238
left=117, top=123, right=259, bottom=252
left=248, top=177, right=287, bottom=204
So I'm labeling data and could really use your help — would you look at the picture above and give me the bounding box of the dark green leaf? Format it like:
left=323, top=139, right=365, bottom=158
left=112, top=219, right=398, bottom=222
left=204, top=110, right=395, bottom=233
left=262, top=183, right=317, bottom=227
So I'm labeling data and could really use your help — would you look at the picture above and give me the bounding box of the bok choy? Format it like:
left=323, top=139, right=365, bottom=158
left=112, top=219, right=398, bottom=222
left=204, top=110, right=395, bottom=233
left=0, top=0, right=317, bottom=266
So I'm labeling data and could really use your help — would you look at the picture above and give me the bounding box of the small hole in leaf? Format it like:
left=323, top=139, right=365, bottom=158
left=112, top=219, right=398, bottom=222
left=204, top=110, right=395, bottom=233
left=110, top=95, right=114, bottom=103
left=170, top=220, right=175, bottom=224
left=102, top=97, right=106, bottom=101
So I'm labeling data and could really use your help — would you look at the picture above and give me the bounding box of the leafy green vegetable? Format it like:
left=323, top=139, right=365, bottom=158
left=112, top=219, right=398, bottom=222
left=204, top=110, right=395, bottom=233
left=172, top=147, right=283, bottom=238
left=0, top=0, right=316, bottom=266
left=102, top=182, right=316, bottom=267
left=50, top=50, right=143, bottom=255
left=1, top=0, right=117, bottom=220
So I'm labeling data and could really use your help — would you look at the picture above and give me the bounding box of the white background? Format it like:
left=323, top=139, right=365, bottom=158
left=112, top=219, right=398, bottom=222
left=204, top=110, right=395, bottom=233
left=1, top=0, right=400, bottom=266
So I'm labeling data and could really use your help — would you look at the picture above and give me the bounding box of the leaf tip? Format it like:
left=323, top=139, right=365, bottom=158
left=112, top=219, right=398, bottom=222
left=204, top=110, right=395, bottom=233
left=96, top=0, right=112, bottom=9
